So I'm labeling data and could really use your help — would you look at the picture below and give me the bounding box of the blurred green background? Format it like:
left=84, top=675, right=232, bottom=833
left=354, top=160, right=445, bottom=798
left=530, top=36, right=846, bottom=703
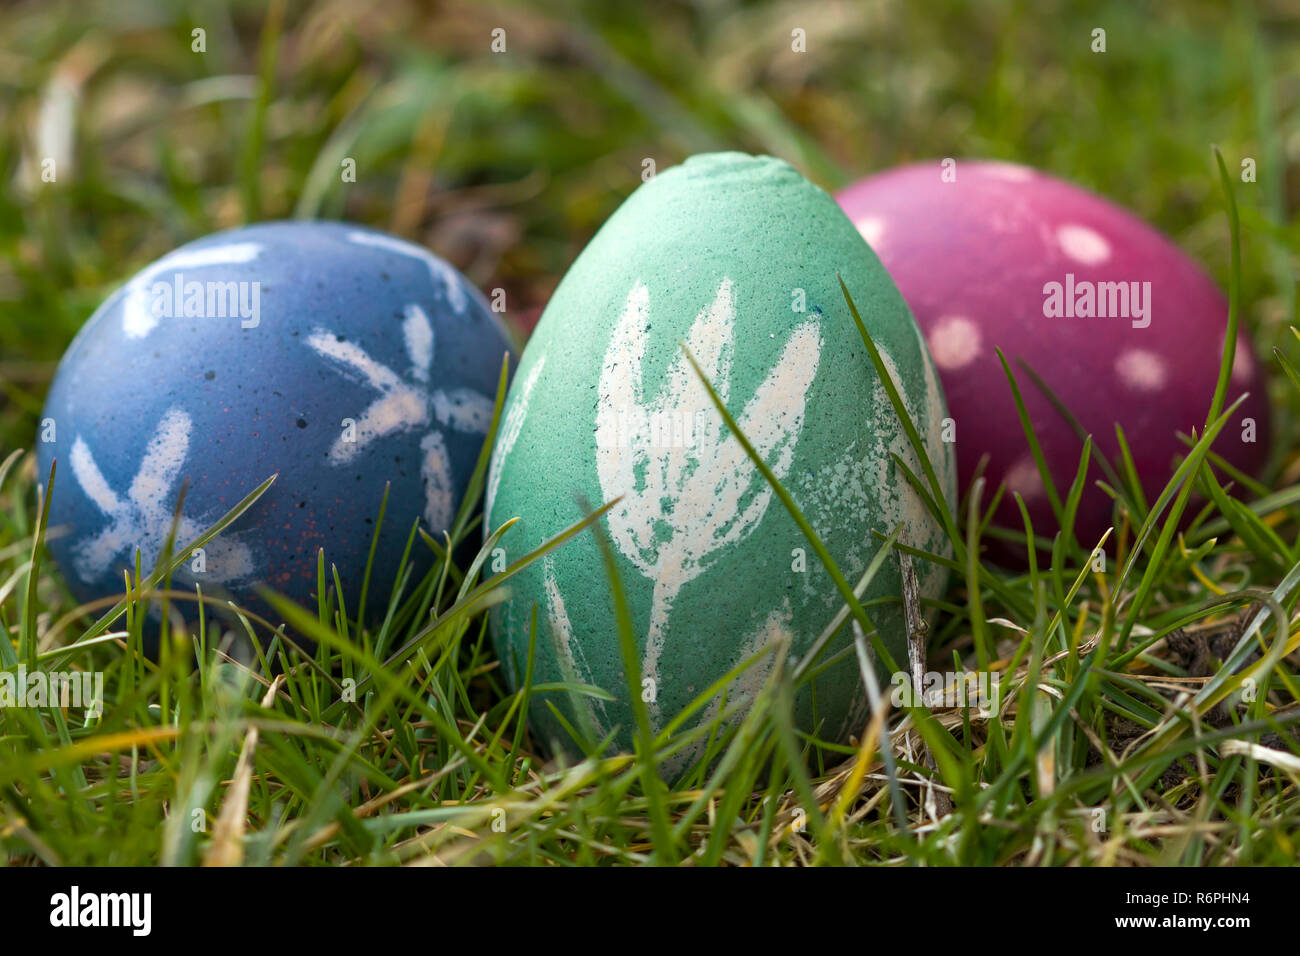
left=2, top=0, right=1298, bottom=473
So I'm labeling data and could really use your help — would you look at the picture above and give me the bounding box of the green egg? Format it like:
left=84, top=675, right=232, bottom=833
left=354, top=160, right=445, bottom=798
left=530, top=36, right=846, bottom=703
left=485, top=152, right=955, bottom=771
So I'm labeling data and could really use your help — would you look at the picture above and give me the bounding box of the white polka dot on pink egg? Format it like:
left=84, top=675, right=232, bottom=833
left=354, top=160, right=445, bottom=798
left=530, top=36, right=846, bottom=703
left=1004, top=456, right=1045, bottom=499
left=1115, top=349, right=1168, bottom=391
left=927, top=316, right=982, bottom=370
left=1056, top=224, right=1111, bottom=265
left=855, top=216, right=886, bottom=250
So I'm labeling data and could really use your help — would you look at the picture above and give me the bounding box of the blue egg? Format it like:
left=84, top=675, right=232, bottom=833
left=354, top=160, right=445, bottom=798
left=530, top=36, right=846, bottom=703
left=37, top=221, right=514, bottom=633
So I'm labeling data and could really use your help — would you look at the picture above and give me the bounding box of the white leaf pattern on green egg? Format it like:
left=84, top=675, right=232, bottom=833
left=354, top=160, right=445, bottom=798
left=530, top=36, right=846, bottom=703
left=594, top=277, right=822, bottom=721
left=485, top=355, right=546, bottom=527
left=542, top=553, right=610, bottom=740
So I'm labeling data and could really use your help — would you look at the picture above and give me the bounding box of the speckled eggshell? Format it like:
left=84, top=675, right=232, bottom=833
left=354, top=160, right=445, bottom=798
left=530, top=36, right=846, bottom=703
left=485, top=152, right=956, bottom=768
left=38, top=221, right=514, bottom=633
left=837, top=160, right=1270, bottom=552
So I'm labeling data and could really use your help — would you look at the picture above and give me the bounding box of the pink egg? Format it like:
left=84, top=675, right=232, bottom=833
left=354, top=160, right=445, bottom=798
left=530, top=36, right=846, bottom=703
left=837, top=160, right=1270, bottom=554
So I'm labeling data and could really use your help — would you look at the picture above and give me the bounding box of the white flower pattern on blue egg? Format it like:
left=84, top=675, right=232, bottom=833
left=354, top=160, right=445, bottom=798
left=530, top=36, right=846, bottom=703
left=68, top=406, right=256, bottom=585
left=305, top=302, right=494, bottom=535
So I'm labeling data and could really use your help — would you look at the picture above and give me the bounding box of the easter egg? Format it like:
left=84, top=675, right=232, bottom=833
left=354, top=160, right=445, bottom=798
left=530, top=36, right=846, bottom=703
left=38, top=221, right=514, bottom=637
left=837, top=160, right=1270, bottom=554
left=485, top=152, right=956, bottom=770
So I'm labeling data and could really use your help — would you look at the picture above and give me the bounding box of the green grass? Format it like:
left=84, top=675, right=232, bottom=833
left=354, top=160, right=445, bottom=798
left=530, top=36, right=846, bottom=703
left=2, top=0, right=1300, bottom=866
